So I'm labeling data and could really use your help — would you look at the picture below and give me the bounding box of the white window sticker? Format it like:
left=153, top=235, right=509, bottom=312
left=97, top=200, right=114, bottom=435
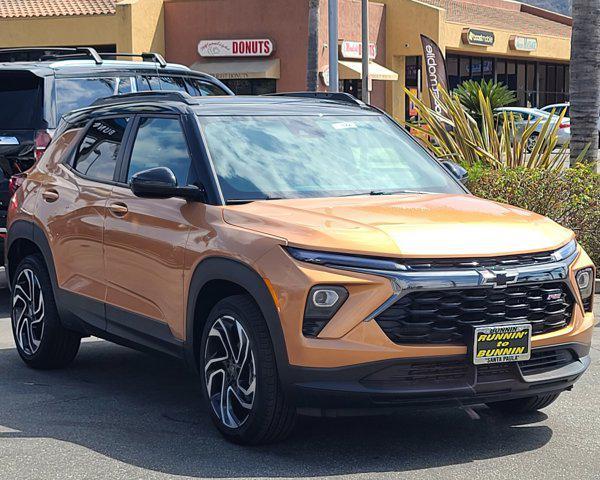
left=332, top=122, right=358, bottom=130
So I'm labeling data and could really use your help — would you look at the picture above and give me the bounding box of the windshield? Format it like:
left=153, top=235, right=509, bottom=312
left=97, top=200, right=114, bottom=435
left=198, top=114, right=464, bottom=202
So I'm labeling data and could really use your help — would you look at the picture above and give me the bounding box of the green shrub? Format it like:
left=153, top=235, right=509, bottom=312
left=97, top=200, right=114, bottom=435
left=467, top=163, right=600, bottom=266
left=454, top=79, right=516, bottom=123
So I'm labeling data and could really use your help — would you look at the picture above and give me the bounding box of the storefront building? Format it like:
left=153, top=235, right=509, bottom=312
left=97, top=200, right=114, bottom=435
left=379, top=0, right=572, bottom=122
left=0, top=0, right=165, bottom=61
left=0, top=0, right=573, bottom=123
left=164, top=0, right=397, bottom=110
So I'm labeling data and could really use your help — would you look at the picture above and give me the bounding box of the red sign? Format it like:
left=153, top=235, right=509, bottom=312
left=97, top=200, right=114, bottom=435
left=340, top=41, right=377, bottom=60
left=198, top=39, right=274, bottom=57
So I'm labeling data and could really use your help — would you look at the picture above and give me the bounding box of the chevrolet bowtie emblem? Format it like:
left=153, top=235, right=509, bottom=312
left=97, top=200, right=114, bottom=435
left=481, top=270, right=519, bottom=288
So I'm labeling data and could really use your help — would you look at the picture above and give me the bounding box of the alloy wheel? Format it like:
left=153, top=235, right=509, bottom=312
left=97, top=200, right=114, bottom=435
left=204, top=315, right=257, bottom=429
left=12, top=269, right=45, bottom=356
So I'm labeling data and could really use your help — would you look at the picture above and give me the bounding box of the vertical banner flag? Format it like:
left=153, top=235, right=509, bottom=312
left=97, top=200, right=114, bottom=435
left=420, top=34, right=449, bottom=116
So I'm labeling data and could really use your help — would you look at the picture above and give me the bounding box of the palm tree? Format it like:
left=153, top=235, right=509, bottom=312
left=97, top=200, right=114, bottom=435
left=306, top=0, right=321, bottom=91
left=570, top=0, right=600, bottom=166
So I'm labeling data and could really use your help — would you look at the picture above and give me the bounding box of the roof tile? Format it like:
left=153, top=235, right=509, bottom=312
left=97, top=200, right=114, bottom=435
left=0, top=0, right=116, bottom=19
left=420, top=0, right=571, bottom=38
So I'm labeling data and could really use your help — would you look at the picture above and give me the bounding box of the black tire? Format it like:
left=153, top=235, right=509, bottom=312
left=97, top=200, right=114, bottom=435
left=11, top=254, right=81, bottom=369
left=487, top=392, right=561, bottom=414
left=199, top=294, right=296, bottom=445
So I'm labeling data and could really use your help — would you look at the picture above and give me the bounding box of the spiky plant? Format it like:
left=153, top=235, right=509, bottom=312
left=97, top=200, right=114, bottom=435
left=453, top=79, right=517, bottom=124
left=406, top=87, right=585, bottom=170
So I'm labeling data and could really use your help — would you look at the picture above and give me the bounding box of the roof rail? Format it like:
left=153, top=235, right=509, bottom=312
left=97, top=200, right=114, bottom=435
left=0, top=47, right=168, bottom=67
left=266, top=91, right=365, bottom=106
left=91, top=91, right=196, bottom=107
left=96, top=52, right=168, bottom=68
left=0, top=46, right=102, bottom=64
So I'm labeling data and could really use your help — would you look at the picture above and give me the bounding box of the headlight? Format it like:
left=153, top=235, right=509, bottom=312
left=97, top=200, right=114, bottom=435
left=302, top=285, right=348, bottom=337
left=575, top=267, right=595, bottom=311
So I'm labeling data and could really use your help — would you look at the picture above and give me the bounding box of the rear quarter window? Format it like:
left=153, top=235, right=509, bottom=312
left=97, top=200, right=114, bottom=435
left=55, top=77, right=134, bottom=121
left=0, top=71, right=43, bottom=129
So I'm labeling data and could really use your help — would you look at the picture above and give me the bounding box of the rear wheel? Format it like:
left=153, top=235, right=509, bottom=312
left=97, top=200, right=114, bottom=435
left=487, top=392, right=560, bottom=413
left=200, top=295, right=296, bottom=444
left=11, top=255, right=81, bottom=369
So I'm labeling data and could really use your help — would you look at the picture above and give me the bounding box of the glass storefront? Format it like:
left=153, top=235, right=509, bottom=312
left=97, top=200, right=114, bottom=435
left=446, top=53, right=569, bottom=108
left=221, top=79, right=276, bottom=95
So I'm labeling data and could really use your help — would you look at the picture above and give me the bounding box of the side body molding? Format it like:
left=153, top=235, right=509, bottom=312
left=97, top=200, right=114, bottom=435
left=185, top=257, right=291, bottom=381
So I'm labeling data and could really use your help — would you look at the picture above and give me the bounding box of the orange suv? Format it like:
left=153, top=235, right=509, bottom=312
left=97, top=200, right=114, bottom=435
left=6, top=91, right=595, bottom=444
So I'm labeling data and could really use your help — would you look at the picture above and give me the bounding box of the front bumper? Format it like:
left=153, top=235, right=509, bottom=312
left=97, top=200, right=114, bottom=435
left=288, top=342, right=591, bottom=414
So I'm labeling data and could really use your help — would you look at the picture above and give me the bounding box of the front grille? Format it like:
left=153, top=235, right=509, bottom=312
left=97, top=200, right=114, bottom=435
left=402, top=251, right=555, bottom=271
left=375, top=282, right=574, bottom=345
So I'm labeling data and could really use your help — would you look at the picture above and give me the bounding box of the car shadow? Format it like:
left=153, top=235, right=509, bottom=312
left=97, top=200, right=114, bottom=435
left=0, top=339, right=553, bottom=478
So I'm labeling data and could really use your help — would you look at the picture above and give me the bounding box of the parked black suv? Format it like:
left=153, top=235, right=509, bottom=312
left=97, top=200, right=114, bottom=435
left=0, top=47, right=232, bottom=254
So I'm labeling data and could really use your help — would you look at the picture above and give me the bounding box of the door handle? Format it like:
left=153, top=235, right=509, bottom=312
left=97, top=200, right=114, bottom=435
left=108, top=202, right=128, bottom=216
left=42, top=189, right=59, bottom=203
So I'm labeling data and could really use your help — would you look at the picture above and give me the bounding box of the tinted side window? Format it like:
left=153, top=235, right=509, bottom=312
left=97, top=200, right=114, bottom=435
left=0, top=72, right=43, bottom=129
left=127, top=117, right=192, bottom=186
left=55, top=77, right=133, bottom=120
left=137, top=76, right=188, bottom=93
left=73, top=117, right=129, bottom=181
left=185, top=79, right=228, bottom=96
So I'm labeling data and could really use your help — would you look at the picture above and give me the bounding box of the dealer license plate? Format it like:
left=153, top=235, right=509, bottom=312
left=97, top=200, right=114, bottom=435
left=473, top=323, right=532, bottom=365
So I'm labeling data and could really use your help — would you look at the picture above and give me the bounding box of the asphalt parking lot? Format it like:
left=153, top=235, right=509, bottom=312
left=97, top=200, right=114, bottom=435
left=0, top=280, right=599, bottom=480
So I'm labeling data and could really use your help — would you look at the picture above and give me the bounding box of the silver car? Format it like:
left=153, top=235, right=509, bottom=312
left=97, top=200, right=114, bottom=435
left=496, top=107, right=571, bottom=150
left=540, top=102, right=600, bottom=134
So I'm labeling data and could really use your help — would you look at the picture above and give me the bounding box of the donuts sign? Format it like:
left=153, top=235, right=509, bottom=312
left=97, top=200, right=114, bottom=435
left=198, top=39, right=275, bottom=57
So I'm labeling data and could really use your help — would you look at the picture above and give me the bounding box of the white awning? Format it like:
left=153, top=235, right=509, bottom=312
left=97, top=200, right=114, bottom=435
left=190, top=58, right=280, bottom=80
left=338, top=60, right=398, bottom=81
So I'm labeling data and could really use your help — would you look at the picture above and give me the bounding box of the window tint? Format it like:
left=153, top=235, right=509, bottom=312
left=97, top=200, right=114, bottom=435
left=136, top=76, right=161, bottom=91
left=136, top=75, right=228, bottom=96
left=137, top=76, right=188, bottom=93
left=55, top=77, right=133, bottom=120
left=185, top=79, right=228, bottom=96
left=127, top=117, right=192, bottom=186
left=73, top=117, right=129, bottom=181
left=0, top=72, right=43, bottom=128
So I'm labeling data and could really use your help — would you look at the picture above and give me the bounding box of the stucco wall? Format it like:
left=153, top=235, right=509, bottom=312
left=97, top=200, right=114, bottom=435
left=0, top=8, right=132, bottom=51
left=164, top=0, right=310, bottom=92
left=317, top=0, right=387, bottom=109
left=0, top=0, right=165, bottom=56
left=441, top=21, right=570, bottom=62
left=379, top=0, right=442, bottom=119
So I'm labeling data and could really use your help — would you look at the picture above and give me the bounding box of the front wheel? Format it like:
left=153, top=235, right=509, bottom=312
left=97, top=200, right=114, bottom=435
left=200, top=295, right=296, bottom=445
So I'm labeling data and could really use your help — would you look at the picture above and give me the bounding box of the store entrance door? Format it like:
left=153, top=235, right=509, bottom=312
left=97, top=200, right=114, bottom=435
left=342, top=79, right=363, bottom=100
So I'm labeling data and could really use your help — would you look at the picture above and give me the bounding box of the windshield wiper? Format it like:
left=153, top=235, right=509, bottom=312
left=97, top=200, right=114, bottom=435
left=341, top=189, right=433, bottom=197
left=226, top=196, right=285, bottom=205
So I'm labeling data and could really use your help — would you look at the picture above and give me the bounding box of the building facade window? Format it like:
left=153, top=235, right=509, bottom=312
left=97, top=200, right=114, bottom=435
left=446, top=54, right=569, bottom=108
left=221, top=79, right=276, bottom=95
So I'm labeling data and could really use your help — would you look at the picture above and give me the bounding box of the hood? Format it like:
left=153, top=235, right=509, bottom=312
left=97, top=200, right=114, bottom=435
left=223, top=194, right=574, bottom=258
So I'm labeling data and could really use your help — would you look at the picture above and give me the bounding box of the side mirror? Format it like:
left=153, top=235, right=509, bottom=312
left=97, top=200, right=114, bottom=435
left=441, top=160, right=468, bottom=184
left=130, top=167, right=205, bottom=201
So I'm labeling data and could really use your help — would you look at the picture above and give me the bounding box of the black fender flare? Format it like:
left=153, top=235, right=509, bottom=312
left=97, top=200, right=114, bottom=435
left=5, top=220, right=85, bottom=331
left=184, top=257, right=291, bottom=383
left=6, top=220, right=58, bottom=292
